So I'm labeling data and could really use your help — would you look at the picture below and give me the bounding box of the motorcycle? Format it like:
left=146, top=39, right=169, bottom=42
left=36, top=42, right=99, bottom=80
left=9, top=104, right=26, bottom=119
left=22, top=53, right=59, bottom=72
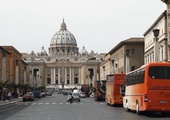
left=69, top=97, right=73, bottom=103
left=68, top=93, right=73, bottom=103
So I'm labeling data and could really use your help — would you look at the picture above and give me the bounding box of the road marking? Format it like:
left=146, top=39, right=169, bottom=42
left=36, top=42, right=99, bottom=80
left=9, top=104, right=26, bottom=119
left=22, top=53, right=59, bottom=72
left=99, top=103, right=104, bottom=105
left=32, top=103, right=36, bottom=105
left=22, top=102, right=106, bottom=105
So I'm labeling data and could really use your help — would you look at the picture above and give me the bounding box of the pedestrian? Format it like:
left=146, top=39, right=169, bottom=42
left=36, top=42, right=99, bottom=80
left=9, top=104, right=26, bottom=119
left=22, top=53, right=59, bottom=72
left=7, top=91, right=12, bottom=102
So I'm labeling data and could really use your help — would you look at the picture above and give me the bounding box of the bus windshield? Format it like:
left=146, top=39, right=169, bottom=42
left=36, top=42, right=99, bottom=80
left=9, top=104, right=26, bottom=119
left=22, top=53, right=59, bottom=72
left=149, top=66, right=170, bottom=79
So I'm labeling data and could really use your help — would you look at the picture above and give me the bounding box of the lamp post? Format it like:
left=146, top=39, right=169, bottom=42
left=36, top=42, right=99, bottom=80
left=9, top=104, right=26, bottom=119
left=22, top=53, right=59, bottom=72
left=102, top=66, right=105, bottom=80
left=111, top=59, right=114, bottom=74
left=125, top=49, right=130, bottom=73
left=153, top=29, right=160, bottom=62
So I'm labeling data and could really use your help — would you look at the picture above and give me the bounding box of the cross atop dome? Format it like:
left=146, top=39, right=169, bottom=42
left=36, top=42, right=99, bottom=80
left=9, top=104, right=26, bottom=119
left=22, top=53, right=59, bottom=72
left=60, top=18, right=67, bottom=30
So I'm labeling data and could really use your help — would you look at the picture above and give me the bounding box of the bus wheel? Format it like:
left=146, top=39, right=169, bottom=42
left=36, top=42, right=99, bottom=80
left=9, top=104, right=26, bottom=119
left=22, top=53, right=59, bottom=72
left=136, top=103, right=141, bottom=115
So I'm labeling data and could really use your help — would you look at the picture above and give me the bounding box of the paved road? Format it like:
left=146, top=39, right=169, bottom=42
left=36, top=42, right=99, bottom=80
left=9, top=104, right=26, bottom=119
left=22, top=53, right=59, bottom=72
left=0, top=93, right=170, bottom=120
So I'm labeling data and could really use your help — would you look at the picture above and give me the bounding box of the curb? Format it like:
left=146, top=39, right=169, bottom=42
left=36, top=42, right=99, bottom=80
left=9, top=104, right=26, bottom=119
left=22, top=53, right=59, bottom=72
left=0, top=101, right=17, bottom=108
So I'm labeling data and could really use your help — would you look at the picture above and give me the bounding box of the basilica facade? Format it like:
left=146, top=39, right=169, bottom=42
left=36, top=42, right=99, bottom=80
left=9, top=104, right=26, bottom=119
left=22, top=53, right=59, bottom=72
left=22, top=19, right=104, bottom=88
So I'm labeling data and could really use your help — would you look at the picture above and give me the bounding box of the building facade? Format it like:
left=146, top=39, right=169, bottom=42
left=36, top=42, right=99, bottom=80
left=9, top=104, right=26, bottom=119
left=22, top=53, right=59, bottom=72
left=144, top=11, right=169, bottom=64
left=22, top=19, right=104, bottom=88
left=0, top=47, right=10, bottom=82
left=161, top=0, right=170, bottom=62
left=1, top=46, right=26, bottom=84
left=100, top=37, right=144, bottom=80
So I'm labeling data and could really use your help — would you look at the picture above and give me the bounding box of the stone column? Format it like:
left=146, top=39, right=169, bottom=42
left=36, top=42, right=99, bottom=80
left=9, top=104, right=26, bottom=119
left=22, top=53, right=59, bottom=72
left=70, top=68, right=72, bottom=84
left=15, top=60, right=19, bottom=84
left=78, top=67, right=81, bottom=84
left=154, top=38, right=159, bottom=62
left=58, top=68, right=61, bottom=84
left=51, top=68, right=54, bottom=84
left=65, top=68, right=67, bottom=84
left=53, top=68, right=55, bottom=84
left=72, top=68, right=74, bottom=84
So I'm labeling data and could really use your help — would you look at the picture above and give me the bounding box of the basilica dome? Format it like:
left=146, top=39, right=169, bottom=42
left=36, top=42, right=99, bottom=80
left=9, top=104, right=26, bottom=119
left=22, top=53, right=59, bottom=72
left=80, top=46, right=88, bottom=55
left=50, top=19, right=77, bottom=47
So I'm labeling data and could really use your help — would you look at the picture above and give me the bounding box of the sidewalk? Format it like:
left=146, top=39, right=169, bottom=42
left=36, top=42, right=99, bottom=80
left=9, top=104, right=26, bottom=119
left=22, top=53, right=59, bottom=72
left=0, top=97, right=22, bottom=107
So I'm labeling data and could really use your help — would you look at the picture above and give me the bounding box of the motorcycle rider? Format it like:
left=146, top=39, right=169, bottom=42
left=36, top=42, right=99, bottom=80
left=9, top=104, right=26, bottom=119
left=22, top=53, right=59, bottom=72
left=68, top=92, right=73, bottom=103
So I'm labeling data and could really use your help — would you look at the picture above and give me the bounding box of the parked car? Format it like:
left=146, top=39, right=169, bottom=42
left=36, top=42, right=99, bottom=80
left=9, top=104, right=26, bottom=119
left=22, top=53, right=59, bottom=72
left=41, top=91, right=46, bottom=97
left=79, top=92, right=86, bottom=98
left=23, top=92, right=34, bottom=102
left=32, top=89, right=42, bottom=98
left=46, top=91, right=52, bottom=96
left=56, top=90, right=61, bottom=94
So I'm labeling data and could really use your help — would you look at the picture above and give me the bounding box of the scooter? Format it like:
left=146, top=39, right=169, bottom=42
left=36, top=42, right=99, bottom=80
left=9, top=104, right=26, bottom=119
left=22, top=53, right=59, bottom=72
left=68, top=95, right=73, bottom=103
left=69, top=98, right=73, bottom=103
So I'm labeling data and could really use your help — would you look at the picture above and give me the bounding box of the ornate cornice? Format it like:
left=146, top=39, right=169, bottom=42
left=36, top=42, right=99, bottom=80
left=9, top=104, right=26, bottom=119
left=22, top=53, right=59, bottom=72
left=161, top=0, right=170, bottom=4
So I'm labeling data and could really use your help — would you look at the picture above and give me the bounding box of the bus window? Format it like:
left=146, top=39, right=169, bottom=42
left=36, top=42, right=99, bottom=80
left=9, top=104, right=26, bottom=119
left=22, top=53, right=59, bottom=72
left=149, top=66, right=170, bottom=79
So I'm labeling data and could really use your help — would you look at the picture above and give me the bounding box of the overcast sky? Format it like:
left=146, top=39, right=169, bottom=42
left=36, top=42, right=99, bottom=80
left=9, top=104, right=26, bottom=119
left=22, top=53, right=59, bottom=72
left=0, top=0, right=166, bottom=54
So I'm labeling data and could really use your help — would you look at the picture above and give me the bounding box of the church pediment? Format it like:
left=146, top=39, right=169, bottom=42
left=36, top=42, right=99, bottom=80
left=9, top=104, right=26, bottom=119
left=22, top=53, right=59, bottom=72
left=56, top=59, right=72, bottom=64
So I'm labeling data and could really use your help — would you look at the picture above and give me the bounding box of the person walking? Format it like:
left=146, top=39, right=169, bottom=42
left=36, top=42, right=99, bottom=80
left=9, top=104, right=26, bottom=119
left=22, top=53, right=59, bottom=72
left=7, top=91, right=12, bottom=102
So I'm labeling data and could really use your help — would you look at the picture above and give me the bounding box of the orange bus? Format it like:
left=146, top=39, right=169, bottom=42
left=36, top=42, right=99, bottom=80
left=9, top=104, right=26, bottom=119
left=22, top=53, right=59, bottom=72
left=105, top=74, right=125, bottom=105
left=122, top=62, right=170, bottom=114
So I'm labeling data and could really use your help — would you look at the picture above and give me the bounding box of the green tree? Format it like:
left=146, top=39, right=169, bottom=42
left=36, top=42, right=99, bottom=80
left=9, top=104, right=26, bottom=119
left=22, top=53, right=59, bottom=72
left=0, top=80, right=8, bottom=90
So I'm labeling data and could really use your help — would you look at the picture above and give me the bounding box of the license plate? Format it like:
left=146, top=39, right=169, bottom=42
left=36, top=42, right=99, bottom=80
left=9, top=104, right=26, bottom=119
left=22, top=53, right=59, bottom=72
left=160, top=100, right=168, bottom=104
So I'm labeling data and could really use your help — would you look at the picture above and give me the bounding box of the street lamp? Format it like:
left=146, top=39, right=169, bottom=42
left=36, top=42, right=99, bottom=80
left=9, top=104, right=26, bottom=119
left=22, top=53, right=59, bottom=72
left=153, top=29, right=160, bottom=39
left=126, top=49, right=130, bottom=56
left=125, top=49, right=130, bottom=73
left=103, top=66, right=105, bottom=80
left=111, top=59, right=114, bottom=74
left=153, top=29, right=160, bottom=62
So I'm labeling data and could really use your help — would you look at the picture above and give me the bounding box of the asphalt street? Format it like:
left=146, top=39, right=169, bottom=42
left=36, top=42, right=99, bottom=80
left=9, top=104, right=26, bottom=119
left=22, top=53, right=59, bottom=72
left=0, top=93, right=170, bottom=120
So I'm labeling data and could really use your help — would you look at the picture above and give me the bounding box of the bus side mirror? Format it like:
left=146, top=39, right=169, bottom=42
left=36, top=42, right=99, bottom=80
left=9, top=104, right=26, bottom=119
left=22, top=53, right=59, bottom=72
left=120, top=84, right=125, bottom=96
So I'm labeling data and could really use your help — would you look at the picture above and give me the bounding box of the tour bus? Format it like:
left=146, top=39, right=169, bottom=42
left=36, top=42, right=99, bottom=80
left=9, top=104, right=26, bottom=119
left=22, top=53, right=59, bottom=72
left=105, top=74, right=125, bottom=105
left=94, top=80, right=106, bottom=101
left=121, top=62, right=170, bottom=114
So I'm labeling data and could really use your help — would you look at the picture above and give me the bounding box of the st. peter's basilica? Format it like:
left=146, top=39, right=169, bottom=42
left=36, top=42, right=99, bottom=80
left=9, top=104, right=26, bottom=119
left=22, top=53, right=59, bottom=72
left=22, top=19, right=105, bottom=88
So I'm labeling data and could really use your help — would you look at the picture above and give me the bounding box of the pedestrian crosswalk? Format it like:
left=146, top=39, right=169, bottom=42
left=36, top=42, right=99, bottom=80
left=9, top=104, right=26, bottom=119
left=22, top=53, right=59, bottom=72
left=19, top=102, right=105, bottom=106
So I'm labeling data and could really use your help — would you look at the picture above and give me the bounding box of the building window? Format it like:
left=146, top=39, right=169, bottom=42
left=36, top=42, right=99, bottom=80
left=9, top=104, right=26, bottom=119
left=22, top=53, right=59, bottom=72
left=131, top=49, right=135, bottom=55
left=47, top=78, right=51, bottom=84
left=56, top=80, right=58, bottom=84
left=74, top=78, right=78, bottom=84
left=67, top=80, right=69, bottom=84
